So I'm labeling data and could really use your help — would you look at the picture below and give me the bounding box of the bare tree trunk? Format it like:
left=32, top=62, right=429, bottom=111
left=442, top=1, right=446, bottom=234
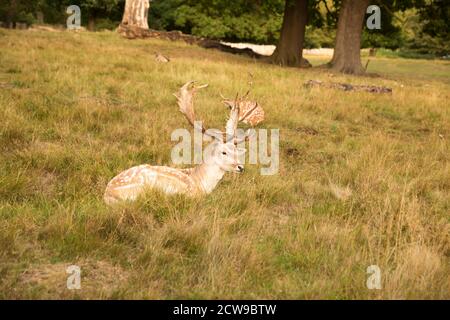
left=6, top=0, right=18, bottom=29
left=87, top=14, right=96, bottom=31
left=118, top=0, right=150, bottom=38
left=328, top=0, right=369, bottom=75
left=270, top=0, right=309, bottom=67
left=36, top=11, right=44, bottom=24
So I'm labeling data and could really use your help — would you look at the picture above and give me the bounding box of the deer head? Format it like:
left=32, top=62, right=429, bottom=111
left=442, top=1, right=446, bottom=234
left=203, top=140, right=246, bottom=173
left=174, top=81, right=250, bottom=173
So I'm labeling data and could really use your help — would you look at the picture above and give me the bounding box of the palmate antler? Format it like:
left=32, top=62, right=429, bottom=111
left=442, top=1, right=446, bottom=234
left=174, top=81, right=244, bottom=143
left=174, top=81, right=209, bottom=133
left=221, top=92, right=265, bottom=127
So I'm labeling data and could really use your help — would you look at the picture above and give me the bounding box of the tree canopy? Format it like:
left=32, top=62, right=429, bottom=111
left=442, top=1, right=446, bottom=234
left=0, top=0, right=447, bottom=56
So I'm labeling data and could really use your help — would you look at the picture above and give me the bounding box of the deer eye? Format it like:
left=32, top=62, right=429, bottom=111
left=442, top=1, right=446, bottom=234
left=222, top=151, right=227, bottom=155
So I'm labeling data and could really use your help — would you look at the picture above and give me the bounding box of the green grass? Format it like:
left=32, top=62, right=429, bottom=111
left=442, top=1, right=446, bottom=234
left=0, top=29, right=449, bottom=299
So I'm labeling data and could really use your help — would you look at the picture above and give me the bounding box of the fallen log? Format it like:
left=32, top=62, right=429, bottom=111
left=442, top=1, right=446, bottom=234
left=304, top=80, right=392, bottom=94
left=117, top=25, right=264, bottom=59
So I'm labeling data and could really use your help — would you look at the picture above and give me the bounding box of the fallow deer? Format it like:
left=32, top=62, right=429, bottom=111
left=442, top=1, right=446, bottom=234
left=104, top=81, right=250, bottom=205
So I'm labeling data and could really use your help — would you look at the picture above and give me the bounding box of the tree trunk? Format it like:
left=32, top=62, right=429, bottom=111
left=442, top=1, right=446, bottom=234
left=270, top=0, right=309, bottom=67
left=6, top=0, right=18, bottom=29
left=118, top=0, right=150, bottom=38
left=87, top=14, right=96, bottom=31
left=328, top=0, right=369, bottom=75
left=36, top=11, right=44, bottom=24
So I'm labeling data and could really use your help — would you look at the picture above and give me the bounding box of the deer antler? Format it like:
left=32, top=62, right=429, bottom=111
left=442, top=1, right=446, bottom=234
left=225, top=96, right=240, bottom=142
left=225, top=92, right=258, bottom=145
left=221, top=90, right=264, bottom=127
left=175, top=82, right=261, bottom=144
left=174, top=81, right=225, bottom=141
left=174, top=81, right=209, bottom=133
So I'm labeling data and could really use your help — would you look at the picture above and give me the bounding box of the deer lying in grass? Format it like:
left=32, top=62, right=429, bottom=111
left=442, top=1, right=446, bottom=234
left=104, top=81, right=252, bottom=205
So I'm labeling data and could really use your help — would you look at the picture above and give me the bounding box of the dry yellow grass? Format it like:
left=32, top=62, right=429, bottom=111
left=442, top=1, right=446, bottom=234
left=0, top=28, right=449, bottom=299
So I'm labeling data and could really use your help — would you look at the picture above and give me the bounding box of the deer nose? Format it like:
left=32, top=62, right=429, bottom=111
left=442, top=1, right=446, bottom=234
left=237, top=165, right=244, bottom=172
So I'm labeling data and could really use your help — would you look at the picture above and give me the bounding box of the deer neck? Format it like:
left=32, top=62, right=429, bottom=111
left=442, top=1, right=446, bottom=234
left=190, top=162, right=225, bottom=194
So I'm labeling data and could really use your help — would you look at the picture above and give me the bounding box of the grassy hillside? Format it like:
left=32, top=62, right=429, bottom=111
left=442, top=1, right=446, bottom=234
left=0, top=29, right=449, bottom=299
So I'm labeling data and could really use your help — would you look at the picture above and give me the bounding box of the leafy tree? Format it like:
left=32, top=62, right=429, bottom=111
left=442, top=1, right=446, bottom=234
left=1, top=0, right=446, bottom=58
left=66, top=0, right=123, bottom=30
left=270, top=0, right=309, bottom=67
left=412, top=0, right=449, bottom=55
left=362, top=2, right=404, bottom=49
left=326, top=0, right=429, bottom=74
left=149, top=0, right=285, bottom=43
left=327, top=0, right=370, bottom=74
left=0, top=0, right=39, bottom=27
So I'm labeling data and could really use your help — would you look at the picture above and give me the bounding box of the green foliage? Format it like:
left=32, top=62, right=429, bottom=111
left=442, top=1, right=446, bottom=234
left=148, top=0, right=335, bottom=44
left=304, top=26, right=335, bottom=49
left=362, top=2, right=405, bottom=49
left=150, top=0, right=285, bottom=43
left=413, top=0, right=449, bottom=55
left=0, top=0, right=39, bottom=26
left=374, top=48, right=437, bottom=60
left=0, top=0, right=447, bottom=55
left=16, top=11, right=36, bottom=25
left=359, top=1, right=448, bottom=55
left=0, top=0, right=124, bottom=27
left=390, top=6, right=449, bottom=56
left=362, top=30, right=404, bottom=50
left=404, top=33, right=449, bottom=56
left=418, top=0, right=448, bottom=39
left=66, top=0, right=124, bottom=25
left=95, top=18, right=120, bottom=30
